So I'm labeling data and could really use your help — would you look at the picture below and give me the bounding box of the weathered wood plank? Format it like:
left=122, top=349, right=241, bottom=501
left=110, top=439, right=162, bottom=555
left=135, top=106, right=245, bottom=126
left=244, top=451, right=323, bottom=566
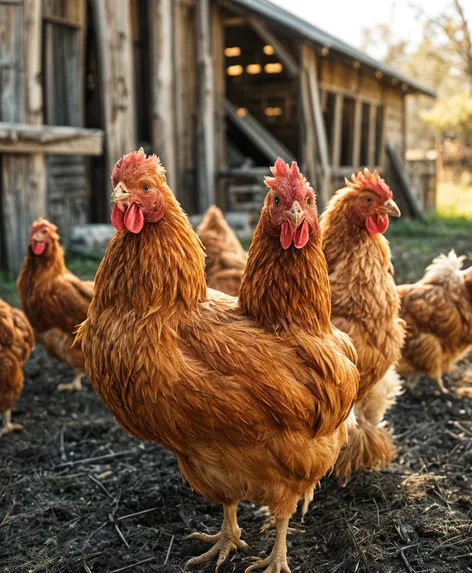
left=196, top=0, right=215, bottom=211
left=94, top=0, right=135, bottom=209
left=212, top=3, right=227, bottom=208
left=299, top=46, right=316, bottom=191
left=332, top=93, right=343, bottom=169
left=2, top=153, right=46, bottom=273
left=150, top=0, right=176, bottom=189
left=226, top=100, right=295, bottom=163
left=305, top=48, right=331, bottom=204
left=368, top=103, right=377, bottom=167
left=0, top=123, right=104, bottom=155
left=23, top=0, right=43, bottom=125
left=352, top=99, right=362, bottom=167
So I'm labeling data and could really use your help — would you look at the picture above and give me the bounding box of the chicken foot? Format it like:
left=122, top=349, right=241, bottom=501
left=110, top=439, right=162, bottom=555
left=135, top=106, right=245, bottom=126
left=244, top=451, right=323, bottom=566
left=57, top=370, right=84, bottom=392
left=434, top=376, right=448, bottom=394
left=0, top=409, right=24, bottom=437
left=245, top=517, right=291, bottom=573
left=254, top=507, right=304, bottom=534
left=186, top=502, right=248, bottom=570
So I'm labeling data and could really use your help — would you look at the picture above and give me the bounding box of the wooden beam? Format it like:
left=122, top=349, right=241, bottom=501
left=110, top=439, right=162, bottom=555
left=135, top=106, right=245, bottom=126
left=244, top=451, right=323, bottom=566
left=225, top=100, right=295, bottom=163
left=332, top=93, right=343, bottom=169
left=94, top=0, right=135, bottom=210
left=150, top=0, right=176, bottom=189
left=368, top=104, right=377, bottom=167
left=0, top=123, right=104, bottom=155
left=299, top=46, right=316, bottom=190
left=212, top=4, right=227, bottom=209
left=352, top=99, right=362, bottom=166
left=386, top=140, right=426, bottom=220
left=247, top=16, right=298, bottom=78
left=24, top=0, right=43, bottom=125
left=305, top=48, right=331, bottom=205
left=196, top=0, right=216, bottom=212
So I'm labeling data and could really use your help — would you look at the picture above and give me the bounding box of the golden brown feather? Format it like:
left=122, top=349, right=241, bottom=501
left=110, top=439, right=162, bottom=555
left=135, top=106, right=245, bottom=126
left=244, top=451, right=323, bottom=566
left=17, top=219, right=94, bottom=391
left=0, top=298, right=34, bottom=436
left=397, top=251, right=472, bottom=393
left=77, top=152, right=358, bottom=572
left=321, top=172, right=405, bottom=485
left=196, top=206, right=247, bottom=296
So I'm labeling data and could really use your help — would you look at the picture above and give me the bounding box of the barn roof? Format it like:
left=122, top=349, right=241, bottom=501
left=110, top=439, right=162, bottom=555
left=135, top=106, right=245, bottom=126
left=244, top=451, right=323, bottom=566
left=230, top=0, right=436, bottom=98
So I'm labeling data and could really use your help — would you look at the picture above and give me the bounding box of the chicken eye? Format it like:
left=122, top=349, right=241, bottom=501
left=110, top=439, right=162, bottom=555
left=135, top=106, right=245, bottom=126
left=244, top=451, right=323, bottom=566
left=365, top=196, right=374, bottom=204
left=274, top=196, right=281, bottom=206
left=306, top=197, right=312, bottom=206
left=143, top=184, right=150, bottom=192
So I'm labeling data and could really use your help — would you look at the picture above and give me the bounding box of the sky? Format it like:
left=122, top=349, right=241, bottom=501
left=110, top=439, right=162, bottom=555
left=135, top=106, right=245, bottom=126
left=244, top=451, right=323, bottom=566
left=272, top=0, right=472, bottom=56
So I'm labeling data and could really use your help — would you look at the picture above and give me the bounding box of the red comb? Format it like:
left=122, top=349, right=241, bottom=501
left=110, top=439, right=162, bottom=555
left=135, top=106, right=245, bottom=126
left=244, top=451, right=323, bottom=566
left=345, top=168, right=392, bottom=200
left=265, top=158, right=309, bottom=189
left=30, top=218, right=59, bottom=239
left=112, top=148, right=165, bottom=186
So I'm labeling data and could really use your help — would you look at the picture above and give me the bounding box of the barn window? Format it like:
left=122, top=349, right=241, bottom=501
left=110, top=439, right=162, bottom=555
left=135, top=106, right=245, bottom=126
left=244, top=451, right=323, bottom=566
left=360, top=102, right=370, bottom=166
left=340, top=96, right=355, bottom=167
left=375, top=105, right=384, bottom=165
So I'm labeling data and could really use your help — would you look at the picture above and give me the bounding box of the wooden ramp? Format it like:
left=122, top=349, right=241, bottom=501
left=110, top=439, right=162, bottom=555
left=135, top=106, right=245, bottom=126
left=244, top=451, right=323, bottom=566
left=386, top=141, right=427, bottom=221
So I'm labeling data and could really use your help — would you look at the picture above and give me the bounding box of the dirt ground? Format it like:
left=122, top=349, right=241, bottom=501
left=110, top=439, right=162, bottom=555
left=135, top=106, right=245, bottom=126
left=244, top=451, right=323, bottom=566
left=1, top=237, right=472, bottom=573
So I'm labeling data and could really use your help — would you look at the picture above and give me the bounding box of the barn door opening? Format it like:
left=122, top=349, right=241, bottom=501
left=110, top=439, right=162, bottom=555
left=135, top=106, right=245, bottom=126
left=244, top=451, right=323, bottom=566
left=42, top=0, right=88, bottom=242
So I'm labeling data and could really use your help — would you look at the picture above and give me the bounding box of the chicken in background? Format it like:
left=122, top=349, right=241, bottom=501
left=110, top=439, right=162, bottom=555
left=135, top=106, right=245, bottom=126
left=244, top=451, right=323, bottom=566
left=397, top=251, right=472, bottom=393
left=17, top=219, right=93, bottom=391
left=196, top=205, right=247, bottom=296
left=320, top=169, right=405, bottom=486
left=77, top=151, right=358, bottom=573
left=0, top=298, right=34, bottom=436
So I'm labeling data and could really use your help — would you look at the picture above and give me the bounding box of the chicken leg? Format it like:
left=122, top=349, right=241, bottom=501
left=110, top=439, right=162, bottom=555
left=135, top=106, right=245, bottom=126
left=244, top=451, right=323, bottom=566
left=245, top=517, right=291, bottom=573
left=186, top=503, right=247, bottom=570
left=434, top=376, right=448, bottom=394
left=57, top=370, right=84, bottom=392
left=0, top=409, right=24, bottom=437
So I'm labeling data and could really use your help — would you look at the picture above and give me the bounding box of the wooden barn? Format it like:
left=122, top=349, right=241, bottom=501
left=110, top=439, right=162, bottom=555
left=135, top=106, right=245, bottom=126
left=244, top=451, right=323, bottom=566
left=0, top=0, right=436, bottom=272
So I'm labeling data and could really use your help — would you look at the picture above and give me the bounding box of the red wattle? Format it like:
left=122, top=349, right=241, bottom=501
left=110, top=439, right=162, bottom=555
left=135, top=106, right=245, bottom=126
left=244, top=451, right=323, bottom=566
left=111, top=205, right=127, bottom=231
left=294, top=220, right=309, bottom=248
left=366, top=214, right=389, bottom=235
left=280, top=222, right=293, bottom=249
left=124, top=203, right=144, bottom=234
left=32, top=241, right=46, bottom=255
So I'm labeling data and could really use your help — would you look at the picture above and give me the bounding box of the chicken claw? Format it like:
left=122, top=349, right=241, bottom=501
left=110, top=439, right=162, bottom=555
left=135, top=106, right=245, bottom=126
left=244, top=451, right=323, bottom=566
left=186, top=503, right=247, bottom=570
left=0, top=410, right=24, bottom=437
left=57, top=371, right=84, bottom=392
left=245, top=517, right=291, bottom=573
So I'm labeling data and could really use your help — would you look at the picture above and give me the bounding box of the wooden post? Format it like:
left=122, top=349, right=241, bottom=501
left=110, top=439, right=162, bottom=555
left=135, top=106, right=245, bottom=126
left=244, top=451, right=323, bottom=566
left=212, top=4, right=227, bottom=209
left=150, top=0, right=176, bottom=190
left=305, top=48, right=331, bottom=206
left=332, top=93, right=343, bottom=169
left=299, top=47, right=316, bottom=191
left=368, top=104, right=377, bottom=167
left=352, top=99, right=362, bottom=167
left=94, top=0, right=136, bottom=216
left=196, top=0, right=215, bottom=212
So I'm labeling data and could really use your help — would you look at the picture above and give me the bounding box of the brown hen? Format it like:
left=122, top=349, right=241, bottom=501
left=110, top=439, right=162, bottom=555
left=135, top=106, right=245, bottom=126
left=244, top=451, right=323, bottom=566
left=196, top=205, right=247, bottom=296
left=397, top=251, right=472, bottom=393
left=321, top=169, right=405, bottom=485
left=77, top=151, right=358, bottom=573
left=0, top=298, right=34, bottom=436
left=17, top=219, right=93, bottom=391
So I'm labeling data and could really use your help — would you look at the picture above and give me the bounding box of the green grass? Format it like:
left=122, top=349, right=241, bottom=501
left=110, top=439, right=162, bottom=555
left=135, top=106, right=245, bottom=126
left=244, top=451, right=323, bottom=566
left=436, top=182, right=472, bottom=219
